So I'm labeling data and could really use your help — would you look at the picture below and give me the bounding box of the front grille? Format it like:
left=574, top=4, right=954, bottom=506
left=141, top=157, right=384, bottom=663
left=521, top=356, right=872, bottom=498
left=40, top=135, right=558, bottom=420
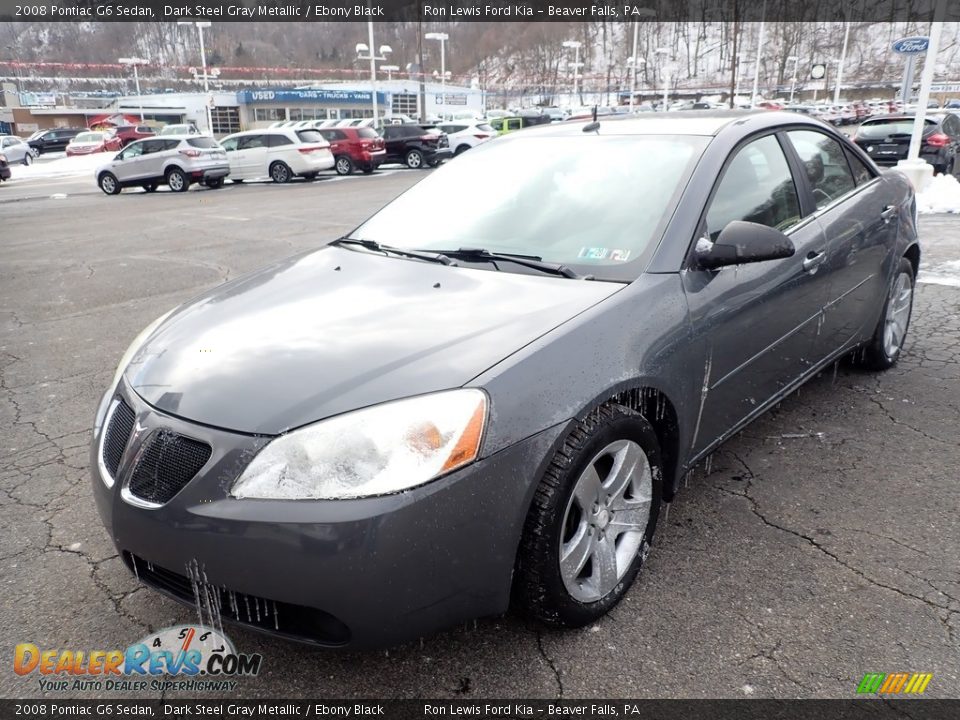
left=123, top=552, right=350, bottom=645
left=102, top=399, right=136, bottom=478
left=127, top=431, right=211, bottom=504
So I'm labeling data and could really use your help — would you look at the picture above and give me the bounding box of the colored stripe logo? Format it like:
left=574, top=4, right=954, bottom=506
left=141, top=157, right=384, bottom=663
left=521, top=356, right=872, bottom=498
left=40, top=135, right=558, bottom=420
left=857, top=673, right=932, bottom=694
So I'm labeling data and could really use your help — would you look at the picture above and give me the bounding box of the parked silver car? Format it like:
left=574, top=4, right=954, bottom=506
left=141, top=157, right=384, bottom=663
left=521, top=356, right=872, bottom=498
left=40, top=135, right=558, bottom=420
left=0, top=135, right=38, bottom=165
left=94, top=136, right=230, bottom=194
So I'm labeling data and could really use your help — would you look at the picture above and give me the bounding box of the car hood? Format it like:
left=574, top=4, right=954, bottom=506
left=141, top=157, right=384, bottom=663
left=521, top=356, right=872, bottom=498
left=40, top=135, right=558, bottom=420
left=126, top=246, right=621, bottom=435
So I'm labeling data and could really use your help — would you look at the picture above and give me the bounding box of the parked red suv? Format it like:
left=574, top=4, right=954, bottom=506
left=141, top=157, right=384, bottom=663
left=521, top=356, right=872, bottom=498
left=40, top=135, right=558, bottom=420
left=112, top=124, right=156, bottom=147
left=317, top=127, right=386, bottom=175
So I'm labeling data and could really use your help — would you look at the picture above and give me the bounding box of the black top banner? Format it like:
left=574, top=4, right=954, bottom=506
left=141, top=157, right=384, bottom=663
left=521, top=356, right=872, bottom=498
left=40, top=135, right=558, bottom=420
left=0, top=0, right=958, bottom=23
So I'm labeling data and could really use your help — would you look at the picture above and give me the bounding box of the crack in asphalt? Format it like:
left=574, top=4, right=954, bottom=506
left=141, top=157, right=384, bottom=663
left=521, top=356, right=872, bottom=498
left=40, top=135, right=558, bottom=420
left=535, top=631, right=564, bottom=698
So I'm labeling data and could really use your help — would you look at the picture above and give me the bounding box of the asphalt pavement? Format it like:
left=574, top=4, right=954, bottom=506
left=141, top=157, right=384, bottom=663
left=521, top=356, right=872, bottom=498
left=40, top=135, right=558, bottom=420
left=1, top=169, right=958, bottom=700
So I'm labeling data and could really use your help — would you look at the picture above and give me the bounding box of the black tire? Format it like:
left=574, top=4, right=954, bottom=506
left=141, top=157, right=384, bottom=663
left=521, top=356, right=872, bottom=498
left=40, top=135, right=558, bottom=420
left=514, top=403, right=663, bottom=628
left=427, top=159, right=443, bottom=168
left=206, top=177, right=225, bottom=189
left=270, top=161, right=292, bottom=184
left=98, top=172, right=121, bottom=195
left=362, top=167, right=375, bottom=175
left=334, top=155, right=354, bottom=176
left=302, top=172, right=318, bottom=181
left=454, top=144, right=470, bottom=156
left=405, top=149, right=424, bottom=169
left=22, top=153, right=32, bottom=166
left=858, top=257, right=915, bottom=371
left=166, top=167, right=189, bottom=193
left=142, top=182, right=159, bottom=193
left=232, top=178, right=244, bottom=184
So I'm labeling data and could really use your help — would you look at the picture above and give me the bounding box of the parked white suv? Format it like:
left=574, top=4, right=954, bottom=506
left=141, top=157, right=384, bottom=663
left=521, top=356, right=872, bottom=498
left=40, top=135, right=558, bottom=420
left=94, top=136, right=230, bottom=195
left=219, top=128, right=334, bottom=183
left=437, top=121, right=498, bottom=155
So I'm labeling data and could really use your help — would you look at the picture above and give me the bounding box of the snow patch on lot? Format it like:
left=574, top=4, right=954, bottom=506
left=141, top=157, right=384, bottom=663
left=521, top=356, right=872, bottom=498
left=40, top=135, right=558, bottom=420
left=7, top=152, right=109, bottom=181
left=919, top=259, right=960, bottom=287
left=917, top=173, right=960, bottom=214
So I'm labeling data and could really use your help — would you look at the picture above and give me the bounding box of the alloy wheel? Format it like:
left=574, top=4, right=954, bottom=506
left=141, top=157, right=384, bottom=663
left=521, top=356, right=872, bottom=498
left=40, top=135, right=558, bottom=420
left=883, top=271, right=913, bottom=358
left=559, top=439, right=652, bottom=603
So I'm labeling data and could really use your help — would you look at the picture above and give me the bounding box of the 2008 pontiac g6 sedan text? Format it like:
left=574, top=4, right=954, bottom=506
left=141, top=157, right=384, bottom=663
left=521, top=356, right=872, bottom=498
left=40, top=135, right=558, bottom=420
left=91, top=111, right=919, bottom=647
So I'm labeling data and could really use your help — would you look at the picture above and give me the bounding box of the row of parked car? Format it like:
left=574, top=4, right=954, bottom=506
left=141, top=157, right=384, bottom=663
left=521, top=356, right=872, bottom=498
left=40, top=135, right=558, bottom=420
left=92, top=122, right=466, bottom=194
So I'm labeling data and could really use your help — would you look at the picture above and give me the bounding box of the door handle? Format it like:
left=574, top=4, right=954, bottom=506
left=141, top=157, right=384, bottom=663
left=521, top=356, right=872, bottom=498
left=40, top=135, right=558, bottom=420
left=802, top=250, right=826, bottom=273
left=881, top=205, right=899, bottom=222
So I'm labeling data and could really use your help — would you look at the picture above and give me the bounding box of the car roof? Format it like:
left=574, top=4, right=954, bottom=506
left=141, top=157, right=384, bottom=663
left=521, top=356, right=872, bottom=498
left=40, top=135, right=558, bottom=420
left=513, top=110, right=766, bottom=137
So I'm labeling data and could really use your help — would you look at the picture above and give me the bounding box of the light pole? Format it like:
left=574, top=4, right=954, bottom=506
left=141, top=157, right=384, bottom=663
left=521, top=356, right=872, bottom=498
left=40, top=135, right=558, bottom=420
left=627, top=56, right=645, bottom=111
left=627, top=9, right=656, bottom=111
left=833, top=23, right=851, bottom=105
left=787, top=55, right=799, bottom=104
left=118, top=57, right=148, bottom=121
left=381, top=64, right=399, bottom=82
left=178, top=21, right=213, bottom=133
left=355, top=29, right=392, bottom=123
left=751, top=0, right=767, bottom=108
left=562, top=40, right=582, bottom=104
left=655, top=47, right=671, bottom=110
left=425, top=31, right=449, bottom=110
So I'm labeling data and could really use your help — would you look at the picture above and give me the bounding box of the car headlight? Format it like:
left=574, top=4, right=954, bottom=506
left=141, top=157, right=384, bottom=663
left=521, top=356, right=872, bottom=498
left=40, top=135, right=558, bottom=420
left=230, top=389, right=487, bottom=500
left=94, top=309, right=174, bottom=432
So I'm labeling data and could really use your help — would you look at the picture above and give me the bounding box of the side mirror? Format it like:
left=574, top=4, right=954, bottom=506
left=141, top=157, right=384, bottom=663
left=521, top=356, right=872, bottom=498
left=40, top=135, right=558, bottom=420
left=696, top=221, right=795, bottom=270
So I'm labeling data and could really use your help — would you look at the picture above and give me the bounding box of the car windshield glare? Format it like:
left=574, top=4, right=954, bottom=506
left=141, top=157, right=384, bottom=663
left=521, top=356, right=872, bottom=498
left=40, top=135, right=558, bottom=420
left=74, top=132, right=102, bottom=142
left=350, top=134, right=708, bottom=280
left=859, top=119, right=936, bottom=138
left=186, top=137, right=218, bottom=148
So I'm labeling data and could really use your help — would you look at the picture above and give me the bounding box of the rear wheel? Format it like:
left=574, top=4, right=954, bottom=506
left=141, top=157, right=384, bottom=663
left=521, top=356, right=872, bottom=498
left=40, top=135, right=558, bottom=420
left=303, top=172, right=318, bottom=181
left=206, top=177, right=224, bottom=189
left=362, top=166, right=375, bottom=175
left=335, top=156, right=354, bottom=176
left=141, top=182, right=159, bottom=193
left=166, top=168, right=189, bottom=193
left=232, top=178, right=245, bottom=184
left=22, top=153, right=32, bottom=166
left=859, top=257, right=915, bottom=370
left=98, top=172, right=121, bottom=195
left=405, top=149, right=424, bottom=169
left=455, top=144, right=470, bottom=156
left=270, top=161, right=292, bottom=184
left=514, top=403, right=662, bottom=627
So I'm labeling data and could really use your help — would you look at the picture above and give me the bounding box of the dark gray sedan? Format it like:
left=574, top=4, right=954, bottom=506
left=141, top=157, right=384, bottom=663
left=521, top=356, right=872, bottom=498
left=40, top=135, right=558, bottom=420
left=91, top=111, right=919, bottom=648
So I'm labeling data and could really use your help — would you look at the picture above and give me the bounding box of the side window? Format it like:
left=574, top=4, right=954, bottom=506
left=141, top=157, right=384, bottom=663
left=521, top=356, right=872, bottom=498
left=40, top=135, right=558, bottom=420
left=220, top=137, right=239, bottom=152
left=705, top=135, right=801, bottom=241
left=140, top=140, right=164, bottom=155
left=238, top=135, right=265, bottom=150
left=844, top=148, right=874, bottom=186
left=786, top=130, right=857, bottom=210
left=266, top=133, right=294, bottom=148
left=137, top=126, right=152, bottom=134
left=119, top=143, right=144, bottom=159
left=507, top=119, right=521, bottom=131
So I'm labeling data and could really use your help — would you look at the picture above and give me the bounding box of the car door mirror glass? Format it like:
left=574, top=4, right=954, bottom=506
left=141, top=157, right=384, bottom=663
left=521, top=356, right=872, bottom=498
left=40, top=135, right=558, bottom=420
left=696, top=221, right=795, bottom=270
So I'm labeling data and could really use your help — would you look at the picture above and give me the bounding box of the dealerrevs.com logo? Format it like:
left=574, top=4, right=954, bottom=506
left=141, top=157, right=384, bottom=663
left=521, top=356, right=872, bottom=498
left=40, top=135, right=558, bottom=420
left=14, top=625, right=263, bottom=693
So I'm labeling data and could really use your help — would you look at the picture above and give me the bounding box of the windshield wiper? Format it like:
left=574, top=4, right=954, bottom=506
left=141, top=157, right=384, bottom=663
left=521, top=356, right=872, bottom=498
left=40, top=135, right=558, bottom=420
left=331, top=238, right=454, bottom=265
left=419, top=247, right=583, bottom=279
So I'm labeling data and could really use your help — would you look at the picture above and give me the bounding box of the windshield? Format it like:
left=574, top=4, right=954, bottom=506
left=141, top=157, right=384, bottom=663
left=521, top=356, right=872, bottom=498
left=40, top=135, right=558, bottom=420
left=858, top=118, right=936, bottom=139
left=74, top=132, right=102, bottom=143
left=351, top=134, right=708, bottom=281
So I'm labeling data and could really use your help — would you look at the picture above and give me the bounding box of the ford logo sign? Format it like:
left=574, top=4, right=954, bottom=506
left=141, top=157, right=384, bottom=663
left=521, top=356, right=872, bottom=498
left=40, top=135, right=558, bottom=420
left=892, top=37, right=929, bottom=54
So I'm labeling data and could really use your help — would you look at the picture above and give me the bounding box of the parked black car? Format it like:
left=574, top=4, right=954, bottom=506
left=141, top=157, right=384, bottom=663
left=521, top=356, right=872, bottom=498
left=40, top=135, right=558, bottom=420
left=27, top=128, right=85, bottom=155
left=380, top=124, right=451, bottom=169
left=0, top=152, right=11, bottom=182
left=854, top=112, right=960, bottom=175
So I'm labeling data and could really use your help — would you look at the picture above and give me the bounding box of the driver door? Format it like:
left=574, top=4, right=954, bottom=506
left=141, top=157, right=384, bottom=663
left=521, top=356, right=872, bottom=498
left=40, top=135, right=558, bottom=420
left=112, top=142, right=146, bottom=182
left=682, top=132, right=832, bottom=455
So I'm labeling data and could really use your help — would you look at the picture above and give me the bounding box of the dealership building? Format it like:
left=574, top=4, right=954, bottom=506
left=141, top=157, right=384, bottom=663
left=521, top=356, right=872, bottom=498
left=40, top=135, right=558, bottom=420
left=7, top=79, right=484, bottom=136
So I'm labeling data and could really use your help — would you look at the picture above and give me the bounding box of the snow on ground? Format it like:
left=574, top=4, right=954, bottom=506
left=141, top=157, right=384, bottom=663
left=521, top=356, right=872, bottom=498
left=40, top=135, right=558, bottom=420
left=6, top=152, right=108, bottom=182
left=917, top=173, right=960, bottom=215
left=919, top=259, right=960, bottom=287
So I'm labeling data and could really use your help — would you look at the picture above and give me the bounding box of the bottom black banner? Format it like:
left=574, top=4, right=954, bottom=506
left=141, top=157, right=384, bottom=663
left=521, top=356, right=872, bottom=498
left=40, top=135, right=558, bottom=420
left=2, top=700, right=960, bottom=720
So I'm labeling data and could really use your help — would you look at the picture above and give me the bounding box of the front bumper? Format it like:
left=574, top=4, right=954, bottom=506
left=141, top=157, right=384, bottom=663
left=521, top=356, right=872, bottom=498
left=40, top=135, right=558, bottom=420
left=90, top=382, right=564, bottom=648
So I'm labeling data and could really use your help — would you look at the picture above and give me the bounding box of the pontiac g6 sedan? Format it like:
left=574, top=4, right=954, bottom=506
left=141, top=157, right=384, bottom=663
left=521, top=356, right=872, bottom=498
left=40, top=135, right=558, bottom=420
left=91, top=112, right=918, bottom=648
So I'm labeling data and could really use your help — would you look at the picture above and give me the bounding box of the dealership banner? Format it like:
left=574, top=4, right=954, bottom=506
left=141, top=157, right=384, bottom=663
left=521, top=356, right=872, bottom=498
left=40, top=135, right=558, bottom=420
left=1, top=700, right=960, bottom=719
left=1, top=0, right=959, bottom=23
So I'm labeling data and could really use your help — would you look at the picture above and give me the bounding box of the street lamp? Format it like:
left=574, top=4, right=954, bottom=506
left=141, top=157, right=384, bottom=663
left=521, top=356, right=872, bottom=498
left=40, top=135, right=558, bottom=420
left=626, top=57, right=645, bottom=110
left=425, top=32, right=449, bottom=109
left=833, top=23, right=851, bottom=105
left=562, top=40, right=582, bottom=103
left=356, top=29, right=392, bottom=122
left=178, top=21, right=214, bottom=133
left=118, top=57, right=148, bottom=121
left=655, top=47, right=671, bottom=110
left=627, top=9, right=656, bottom=112
left=751, top=0, right=767, bottom=108
left=787, top=55, right=799, bottom=104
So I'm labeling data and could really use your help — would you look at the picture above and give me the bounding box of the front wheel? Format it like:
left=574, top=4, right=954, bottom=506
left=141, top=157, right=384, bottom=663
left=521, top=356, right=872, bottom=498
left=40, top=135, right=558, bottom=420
left=858, top=257, right=915, bottom=370
left=206, top=177, right=225, bottom=189
left=142, top=182, right=159, bottom=193
left=514, top=403, right=662, bottom=627
left=405, top=149, right=424, bottom=169
left=270, top=161, right=292, bottom=184
left=22, top=153, right=32, bottom=166
left=98, top=172, right=121, bottom=195
left=166, top=168, right=189, bottom=193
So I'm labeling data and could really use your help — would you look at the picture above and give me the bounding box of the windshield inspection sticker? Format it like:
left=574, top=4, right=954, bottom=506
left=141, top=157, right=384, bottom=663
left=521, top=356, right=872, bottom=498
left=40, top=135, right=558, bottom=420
left=578, top=248, right=631, bottom=261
